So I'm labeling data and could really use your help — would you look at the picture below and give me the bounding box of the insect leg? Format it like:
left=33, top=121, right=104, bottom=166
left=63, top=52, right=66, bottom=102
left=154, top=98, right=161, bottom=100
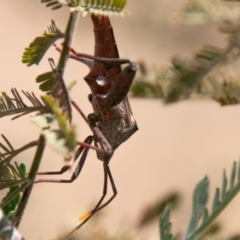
left=93, top=127, right=112, bottom=155
left=71, top=100, right=113, bottom=156
left=35, top=136, right=93, bottom=183
left=86, top=163, right=117, bottom=215
left=68, top=48, right=137, bottom=107
left=69, top=47, right=136, bottom=69
left=71, top=100, right=88, bottom=125
left=53, top=44, right=93, bottom=69
left=69, top=162, right=117, bottom=234
left=98, top=63, right=137, bottom=108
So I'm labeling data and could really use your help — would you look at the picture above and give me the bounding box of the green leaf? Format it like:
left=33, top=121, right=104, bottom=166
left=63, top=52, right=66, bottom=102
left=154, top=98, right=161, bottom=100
left=212, top=188, right=220, bottom=211
left=183, top=161, right=240, bottom=240
left=19, top=163, right=27, bottom=177
left=36, top=59, right=72, bottom=121
left=2, top=186, right=21, bottom=216
left=159, top=205, right=173, bottom=240
left=42, top=0, right=129, bottom=16
left=0, top=89, right=48, bottom=119
left=185, top=177, right=209, bottom=237
left=22, top=20, right=64, bottom=66
left=212, top=81, right=240, bottom=106
left=221, top=169, right=228, bottom=200
left=36, top=71, right=56, bottom=92
left=41, top=0, right=80, bottom=10
left=131, top=80, right=164, bottom=98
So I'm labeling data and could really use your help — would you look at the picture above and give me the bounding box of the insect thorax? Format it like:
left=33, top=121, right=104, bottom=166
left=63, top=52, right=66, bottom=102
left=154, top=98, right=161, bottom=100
left=91, top=95, right=138, bottom=151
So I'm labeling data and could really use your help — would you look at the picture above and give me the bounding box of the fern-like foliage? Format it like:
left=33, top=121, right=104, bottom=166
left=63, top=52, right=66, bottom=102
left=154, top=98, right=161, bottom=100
left=22, top=20, right=64, bottom=66
left=160, top=161, right=240, bottom=240
left=2, top=164, right=27, bottom=217
left=36, top=71, right=56, bottom=92
left=132, top=21, right=240, bottom=105
left=32, top=95, right=76, bottom=159
left=0, top=134, right=33, bottom=216
left=36, top=59, right=72, bottom=121
left=42, top=0, right=129, bottom=16
left=0, top=88, right=49, bottom=120
left=206, top=78, right=240, bottom=106
left=0, top=135, right=36, bottom=184
left=131, top=62, right=172, bottom=98
left=165, top=42, right=236, bottom=103
left=184, top=161, right=240, bottom=240
left=41, top=0, right=80, bottom=10
left=0, top=135, right=22, bottom=184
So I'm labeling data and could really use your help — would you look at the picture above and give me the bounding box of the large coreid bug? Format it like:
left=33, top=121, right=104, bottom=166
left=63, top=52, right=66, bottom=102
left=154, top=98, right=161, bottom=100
left=37, top=14, right=138, bottom=233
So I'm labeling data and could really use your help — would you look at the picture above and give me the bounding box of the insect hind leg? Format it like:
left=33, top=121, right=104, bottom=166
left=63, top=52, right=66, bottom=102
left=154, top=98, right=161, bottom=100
left=69, top=162, right=117, bottom=235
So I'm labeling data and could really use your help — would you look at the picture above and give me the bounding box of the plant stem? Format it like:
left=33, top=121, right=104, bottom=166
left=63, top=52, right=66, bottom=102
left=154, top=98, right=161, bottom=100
left=14, top=135, right=45, bottom=227
left=57, top=10, right=80, bottom=72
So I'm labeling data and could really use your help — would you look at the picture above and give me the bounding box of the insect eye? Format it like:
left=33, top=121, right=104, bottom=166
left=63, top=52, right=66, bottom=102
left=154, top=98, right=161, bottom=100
left=96, top=76, right=107, bottom=86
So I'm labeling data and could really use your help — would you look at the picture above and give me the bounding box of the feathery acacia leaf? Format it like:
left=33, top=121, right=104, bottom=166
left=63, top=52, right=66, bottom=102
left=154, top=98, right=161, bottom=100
left=41, top=0, right=80, bottom=10
left=131, top=62, right=172, bottom=98
left=0, top=135, right=33, bottom=216
left=36, top=71, right=56, bottom=92
left=36, top=59, right=72, bottom=121
left=0, top=89, right=49, bottom=120
left=132, top=39, right=240, bottom=106
left=183, top=161, right=240, bottom=240
left=212, top=80, right=240, bottom=105
left=132, top=18, right=240, bottom=106
left=22, top=20, right=64, bottom=66
left=42, top=0, right=129, bottom=16
left=165, top=43, right=234, bottom=103
left=0, top=135, right=21, bottom=182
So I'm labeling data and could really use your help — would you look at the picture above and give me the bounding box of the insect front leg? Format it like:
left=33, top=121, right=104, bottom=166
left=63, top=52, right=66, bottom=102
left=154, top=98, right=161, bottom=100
left=98, top=59, right=137, bottom=108
left=68, top=49, right=138, bottom=108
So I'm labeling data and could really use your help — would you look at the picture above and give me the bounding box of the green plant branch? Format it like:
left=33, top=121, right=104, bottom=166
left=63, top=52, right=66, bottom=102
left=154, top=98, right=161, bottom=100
left=14, top=135, right=46, bottom=227
left=57, top=10, right=80, bottom=72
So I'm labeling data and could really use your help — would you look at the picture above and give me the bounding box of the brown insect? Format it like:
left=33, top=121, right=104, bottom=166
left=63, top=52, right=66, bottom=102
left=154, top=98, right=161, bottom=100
left=37, top=14, right=138, bottom=233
